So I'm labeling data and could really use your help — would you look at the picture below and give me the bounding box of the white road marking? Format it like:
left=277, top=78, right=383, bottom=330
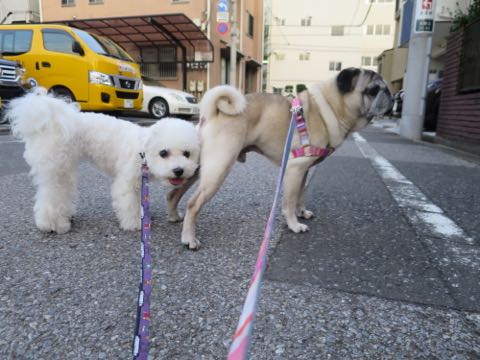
left=353, top=132, right=475, bottom=247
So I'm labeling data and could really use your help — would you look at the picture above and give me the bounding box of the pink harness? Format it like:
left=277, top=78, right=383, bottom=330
left=290, top=97, right=335, bottom=159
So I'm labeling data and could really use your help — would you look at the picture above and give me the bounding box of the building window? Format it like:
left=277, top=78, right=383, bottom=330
left=299, top=52, right=310, bottom=61
left=89, top=0, right=103, bottom=4
left=274, top=52, right=285, bottom=61
left=247, top=13, right=254, bottom=37
left=61, top=0, right=75, bottom=6
left=366, top=24, right=391, bottom=35
left=272, top=87, right=283, bottom=94
left=459, top=19, right=480, bottom=92
left=331, top=26, right=345, bottom=36
left=140, top=46, right=177, bottom=80
left=329, top=61, right=342, bottom=71
left=301, top=17, right=312, bottom=26
left=361, top=56, right=380, bottom=67
left=361, top=56, right=372, bottom=66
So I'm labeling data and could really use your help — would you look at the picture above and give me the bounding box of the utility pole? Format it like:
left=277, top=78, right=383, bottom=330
left=229, top=0, right=238, bottom=87
left=400, top=0, right=436, bottom=141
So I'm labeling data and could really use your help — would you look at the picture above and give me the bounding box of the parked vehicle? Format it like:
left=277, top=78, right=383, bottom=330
left=0, top=58, right=26, bottom=124
left=391, top=89, right=404, bottom=117
left=0, top=24, right=143, bottom=112
left=141, top=78, right=199, bottom=119
left=390, top=79, right=442, bottom=131
left=424, top=79, right=442, bottom=131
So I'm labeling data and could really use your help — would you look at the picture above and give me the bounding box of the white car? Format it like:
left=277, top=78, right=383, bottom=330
left=141, top=82, right=199, bottom=120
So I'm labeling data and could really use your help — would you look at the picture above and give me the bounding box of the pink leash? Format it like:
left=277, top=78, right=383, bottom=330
left=227, top=107, right=296, bottom=360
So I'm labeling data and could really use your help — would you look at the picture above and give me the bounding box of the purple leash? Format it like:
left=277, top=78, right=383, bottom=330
left=132, top=153, right=152, bottom=360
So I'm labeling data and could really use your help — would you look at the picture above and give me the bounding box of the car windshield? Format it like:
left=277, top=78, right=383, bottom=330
left=0, top=30, right=33, bottom=55
left=72, top=28, right=133, bottom=62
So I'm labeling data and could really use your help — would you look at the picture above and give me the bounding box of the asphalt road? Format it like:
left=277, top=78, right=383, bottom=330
left=0, top=117, right=479, bottom=359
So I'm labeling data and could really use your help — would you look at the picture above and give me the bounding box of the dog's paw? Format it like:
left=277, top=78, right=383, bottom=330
left=181, top=236, right=201, bottom=250
left=297, top=209, right=314, bottom=220
left=288, top=222, right=309, bottom=233
left=36, top=216, right=71, bottom=234
left=168, top=212, right=184, bottom=223
left=54, top=220, right=72, bottom=234
left=119, top=219, right=141, bottom=231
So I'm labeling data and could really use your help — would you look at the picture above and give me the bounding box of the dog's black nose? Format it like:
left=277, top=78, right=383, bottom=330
left=173, top=167, right=184, bottom=177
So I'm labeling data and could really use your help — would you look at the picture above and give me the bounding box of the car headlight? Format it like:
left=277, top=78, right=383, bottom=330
left=169, top=93, right=185, bottom=102
left=89, top=71, right=113, bottom=86
left=15, top=66, right=26, bottom=77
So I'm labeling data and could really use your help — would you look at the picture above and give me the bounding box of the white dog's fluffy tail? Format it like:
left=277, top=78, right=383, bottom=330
left=7, top=87, right=80, bottom=142
left=200, top=85, right=246, bottom=120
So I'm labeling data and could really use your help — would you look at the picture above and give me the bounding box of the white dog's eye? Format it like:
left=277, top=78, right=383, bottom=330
left=159, top=150, right=169, bottom=158
left=183, top=151, right=190, bottom=158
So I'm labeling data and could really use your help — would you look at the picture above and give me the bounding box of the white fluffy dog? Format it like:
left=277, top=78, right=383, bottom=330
left=7, top=89, right=200, bottom=233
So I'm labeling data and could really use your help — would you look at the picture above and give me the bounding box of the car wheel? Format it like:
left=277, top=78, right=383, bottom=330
left=148, top=98, right=169, bottom=119
left=50, top=87, right=75, bottom=103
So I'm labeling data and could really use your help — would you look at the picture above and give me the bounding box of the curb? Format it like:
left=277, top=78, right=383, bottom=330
left=422, top=133, right=480, bottom=160
left=0, top=125, right=10, bottom=135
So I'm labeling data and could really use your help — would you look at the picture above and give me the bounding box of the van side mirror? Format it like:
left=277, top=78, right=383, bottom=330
left=72, top=41, right=85, bottom=56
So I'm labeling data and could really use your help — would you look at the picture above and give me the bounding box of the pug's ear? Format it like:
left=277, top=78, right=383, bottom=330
left=336, top=67, right=361, bottom=93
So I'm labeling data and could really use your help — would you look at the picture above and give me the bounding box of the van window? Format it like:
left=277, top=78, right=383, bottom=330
left=72, top=28, right=133, bottom=62
left=42, top=29, right=77, bottom=54
left=0, top=30, right=33, bottom=55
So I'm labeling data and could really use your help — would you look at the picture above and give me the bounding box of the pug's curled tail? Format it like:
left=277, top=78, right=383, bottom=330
left=200, top=85, right=246, bottom=120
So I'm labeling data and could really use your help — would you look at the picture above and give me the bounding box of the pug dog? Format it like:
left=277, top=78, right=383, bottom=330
left=180, top=68, right=393, bottom=249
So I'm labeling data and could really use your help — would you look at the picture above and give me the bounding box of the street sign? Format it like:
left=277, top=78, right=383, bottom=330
left=414, top=0, right=435, bottom=33
left=216, top=22, right=229, bottom=35
left=217, top=0, right=228, bottom=12
left=217, top=11, right=229, bottom=22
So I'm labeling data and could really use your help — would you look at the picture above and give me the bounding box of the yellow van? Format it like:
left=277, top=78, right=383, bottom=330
left=0, top=24, right=142, bottom=111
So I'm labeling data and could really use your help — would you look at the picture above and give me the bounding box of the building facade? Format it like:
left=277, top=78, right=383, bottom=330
left=436, top=18, right=480, bottom=146
left=39, top=0, right=264, bottom=95
left=264, top=0, right=396, bottom=95
left=378, top=0, right=472, bottom=93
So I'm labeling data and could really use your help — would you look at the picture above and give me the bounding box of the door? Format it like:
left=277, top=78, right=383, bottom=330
left=35, top=28, right=89, bottom=102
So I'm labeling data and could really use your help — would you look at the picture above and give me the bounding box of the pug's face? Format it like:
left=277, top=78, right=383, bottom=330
left=336, top=68, right=393, bottom=126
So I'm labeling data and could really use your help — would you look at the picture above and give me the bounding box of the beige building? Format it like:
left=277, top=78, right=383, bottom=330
left=40, top=0, right=264, bottom=95
left=264, top=0, right=396, bottom=95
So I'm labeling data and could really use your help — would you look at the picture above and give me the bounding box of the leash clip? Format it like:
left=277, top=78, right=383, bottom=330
left=139, top=152, right=147, bottom=165
left=290, top=97, right=303, bottom=113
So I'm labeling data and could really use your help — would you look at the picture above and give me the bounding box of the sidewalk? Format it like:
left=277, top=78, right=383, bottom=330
left=267, top=123, right=480, bottom=357
left=371, top=117, right=480, bottom=159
